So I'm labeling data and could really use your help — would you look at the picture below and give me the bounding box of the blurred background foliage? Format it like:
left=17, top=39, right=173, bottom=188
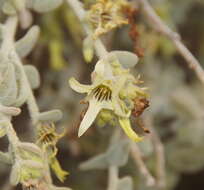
left=1, top=0, right=204, bottom=189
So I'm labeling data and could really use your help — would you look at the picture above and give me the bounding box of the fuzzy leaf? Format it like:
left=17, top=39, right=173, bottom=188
left=29, top=0, right=63, bottom=13
left=107, top=51, right=139, bottom=69
left=0, top=63, right=18, bottom=106
left=13, top=63, right=29, bottom=106
left=80, top=153, right=108, bottom=170
left=24, top=65, right=40, bottom=89
left=106, top=139, right=130, bottom=167
left=15, top=25, right=40, bottom=58
left=80, top=139, right=130, bottom=170
left=37, top=110, right=63, bottom=122
left=0, top=105, right=21, bottom=116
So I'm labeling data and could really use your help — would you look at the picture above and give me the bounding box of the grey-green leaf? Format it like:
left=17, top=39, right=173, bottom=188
left=106, top=139, right=130, bottom=167
left=0, top=63, right=18, bottom=106
left=107, top=51, right=139, bottom=69
left=29, top=0, right=63, bottom=13
left=79, top=153, right=108, bottom=170
left=37, top=109, right=63, bottom=122
left=24, top=65, right=40, bottom=89
left=15, top=25, right=40, bottom=58
left=79, top=139, right=130, bottom=170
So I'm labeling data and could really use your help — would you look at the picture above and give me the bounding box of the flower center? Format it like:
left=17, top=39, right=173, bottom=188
left=93, top=85, right=112, bottom=101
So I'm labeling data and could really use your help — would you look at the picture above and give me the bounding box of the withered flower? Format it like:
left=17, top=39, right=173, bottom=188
left=36, top=122, right=68, bottom=182
left=87, top=0, right=128, bottom=38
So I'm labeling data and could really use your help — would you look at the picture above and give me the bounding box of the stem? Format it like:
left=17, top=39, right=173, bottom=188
left=1, top=16, right=18, bottom=54
left=66, top=0, right=108, bottom=59
left=144, top=116, right=166, bottom=189
left=107, top=166, right=119, bottom=190
left=130, top=142, right=155, bottom=186
left=14, top=52, right=40, bottom=125
left=137, top=0, right=204, bottom=84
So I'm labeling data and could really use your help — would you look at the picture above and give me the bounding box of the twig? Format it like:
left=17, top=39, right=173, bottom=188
left=145, top=116, right=166, bottom=189
left=136, top=0, right=204, bottom=84
left=107, top=166, right=119, bottom=190
left=130, top=142, right=155, bottom=186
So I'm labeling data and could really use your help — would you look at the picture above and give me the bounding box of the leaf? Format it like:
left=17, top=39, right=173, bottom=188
left=79, top=139, right=130, bottom=170
left=79, top=153, right=108, bottom=170
left=15, top=25, right=40, bottom=58
left=13, top=63, right=29, bottom=107
left=37, top=109, right=63, bottom=122
left=0, top=63, right=18, bottom=106
left=106, top=139, right=130, bottom=167
left=29, top=0, right=63, bottom=13
left=107, top=51, right=139, bottom=69
left=24, top=65, right=40, bottom=89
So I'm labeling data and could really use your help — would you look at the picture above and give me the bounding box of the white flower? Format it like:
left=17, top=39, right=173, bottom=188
left=69, top=59, right=146, bottom=142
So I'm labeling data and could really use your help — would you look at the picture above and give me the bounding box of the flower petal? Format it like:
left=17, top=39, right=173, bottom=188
left=94, top=59, right=113, bottom=79
left=119, top=118, right=143, bottom=142
left=69, top=77, right=92, bottom=93
left=78, top=99, right=103, bottom=137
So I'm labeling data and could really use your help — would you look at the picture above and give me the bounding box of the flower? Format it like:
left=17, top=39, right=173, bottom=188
left=87, top=0, right=128, bottom=38
left=69, top=57, right=148, bottom=141
left=36, top=122, right=68, bottom=182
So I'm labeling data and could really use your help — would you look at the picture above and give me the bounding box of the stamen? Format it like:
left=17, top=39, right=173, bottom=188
left=93, top=85, right=112, bottom=101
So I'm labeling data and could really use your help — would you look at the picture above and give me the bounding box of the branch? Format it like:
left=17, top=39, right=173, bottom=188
left=130, top=142, right=155, bottom=187
left=137, top=0, right=204, bottom=84
left=144, top=116, right=166, bottom=189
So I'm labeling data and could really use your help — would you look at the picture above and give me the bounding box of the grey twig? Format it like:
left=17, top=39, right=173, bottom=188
left=145, top=116, right=166, bottom=189
left=137, top=0, right=204, bottom=84
left=130, top=142, right=155, bottom=186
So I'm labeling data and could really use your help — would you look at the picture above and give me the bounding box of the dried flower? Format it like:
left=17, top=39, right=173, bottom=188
left=87, top=0, right=128, bottom=38
left=36, top=122, right=68, bottom=182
